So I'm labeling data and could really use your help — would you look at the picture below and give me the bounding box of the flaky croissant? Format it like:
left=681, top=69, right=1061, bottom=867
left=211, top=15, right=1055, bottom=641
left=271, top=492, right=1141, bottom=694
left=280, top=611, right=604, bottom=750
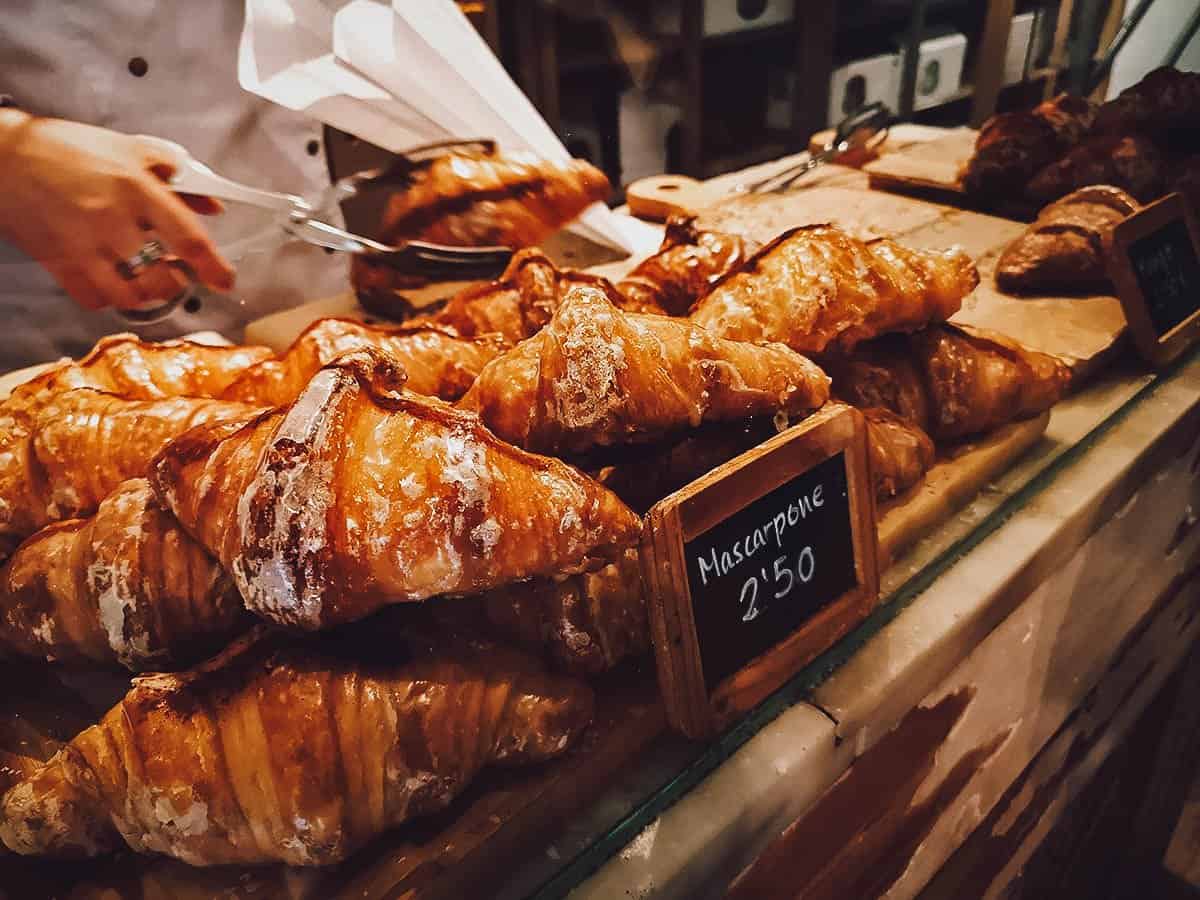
left=152, top=348, right=641, bottom=629
left=860, top=407, right=936, bottom=500
left=0, top=478, right=248, bottom=671
left=615, top=218, right=746, bottom=316
left=221, top=318, right=508, bottom=407
left=436, top=548, right=650, bottom=676
left=457, top=282, right=830, bottom=456
left=426, top=248, right=597, bottom=344
left=0, top=629, right=594, bottom=865
left=0, top=390, right=257, bottom=555
left=689, top=224, right=978, bottom=355
left=1, top=334, right=269, bottom=429
left=377, top=149, right=609, bottom=249
left=829, top=325, right=1070, bottom=441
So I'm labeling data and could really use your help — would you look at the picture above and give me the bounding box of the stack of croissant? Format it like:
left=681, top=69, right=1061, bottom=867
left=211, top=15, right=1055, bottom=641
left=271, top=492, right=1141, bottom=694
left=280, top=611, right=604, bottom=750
left=0, top=151, right=1072, bottom=874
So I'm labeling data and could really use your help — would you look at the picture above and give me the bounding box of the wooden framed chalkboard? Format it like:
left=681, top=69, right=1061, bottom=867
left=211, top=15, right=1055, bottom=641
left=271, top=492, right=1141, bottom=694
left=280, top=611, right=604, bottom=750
left=1107, top=192, right=1200, bottom=367
left=640, top=404, right=880, bottom=739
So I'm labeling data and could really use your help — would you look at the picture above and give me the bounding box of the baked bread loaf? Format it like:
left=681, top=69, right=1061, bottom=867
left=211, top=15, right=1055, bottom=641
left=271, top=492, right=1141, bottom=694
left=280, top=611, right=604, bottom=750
left=1094, top=66, right=1200, bottom=144
left=996, top=185, right=1138, bottom=294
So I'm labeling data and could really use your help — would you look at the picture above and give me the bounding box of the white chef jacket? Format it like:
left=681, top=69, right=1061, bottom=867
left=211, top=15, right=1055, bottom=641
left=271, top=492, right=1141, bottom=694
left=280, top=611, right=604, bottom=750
left=0, top=1, right=349, bottom=369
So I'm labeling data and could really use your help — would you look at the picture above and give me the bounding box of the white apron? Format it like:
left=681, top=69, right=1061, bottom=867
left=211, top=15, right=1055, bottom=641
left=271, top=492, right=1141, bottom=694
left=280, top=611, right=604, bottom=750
left=0, top=0, right=348, bottom=368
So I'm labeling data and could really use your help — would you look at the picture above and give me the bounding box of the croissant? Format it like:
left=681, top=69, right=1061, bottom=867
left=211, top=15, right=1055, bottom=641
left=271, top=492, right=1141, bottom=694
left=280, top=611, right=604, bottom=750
left=220, top=318, right=508, bottom=407
left=422, top=248, right=590, bottom=344
left=1, top=334, right=269, bottom=428
left=615, top=218, right=746, bottom=316
left=689, top=225, right=978, bottom=355
left=0, top=390, right=257, bottom=556
left=377, top=149, right=608, bottom=249
left=436, top=548, right=649, bottom=676
left=458, top=282, right=830, bottom=456
left=962, top=94, right=1096, bottom=199
left=829, top=326, right=1070, bottom=441
left=152, top=348, right=641, bottom=629
left=0, top=628, right=594, bottom=865
left=0, top=479, right=247, bottom=671
left=860, top=407, right=936, bottom=500
left=1025, top=135, right=1166, bottom=206
left=1093, top=66, right=1200, bottom=143
left=996, top=186, right=1138, bottom=294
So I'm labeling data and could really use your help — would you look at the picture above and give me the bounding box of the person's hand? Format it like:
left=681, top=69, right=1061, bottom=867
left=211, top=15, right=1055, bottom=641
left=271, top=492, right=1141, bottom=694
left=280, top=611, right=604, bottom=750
left=0, top=112, right=235, bottom=310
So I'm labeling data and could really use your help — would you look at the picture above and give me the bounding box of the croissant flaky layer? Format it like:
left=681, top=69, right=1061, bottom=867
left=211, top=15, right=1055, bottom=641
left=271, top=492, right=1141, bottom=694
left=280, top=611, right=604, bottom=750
left=437, top=548, right=650, bottom=676
left=458, top=282, right=831, bottom=455
left=0, top=630, right=594, bottom=865
left=0, top=389, right=257, bottom=552
left=377, top=150, right=609, bottom=249
left=616, top=218, right=746, bottom=316
left=0, top=478, right=248, bottom=670
left=1, top=335, right=269, bottom=430
left=153, top=349, right=641, bottom=629
left=689, top=225, right=978, bottom=355
left=860, top=407, right=936, bottom=500
left=830, top=326, right=1070, bottom=441
left=221, top=318, right=508, bottom=407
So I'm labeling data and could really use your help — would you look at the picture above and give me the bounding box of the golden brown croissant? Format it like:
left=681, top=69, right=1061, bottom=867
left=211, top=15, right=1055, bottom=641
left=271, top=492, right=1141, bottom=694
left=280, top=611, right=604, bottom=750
left=829, top=326, right=1070, bottom=441
left=152, top=348, right=641, bottom=629
left=615, top=218, right=746, bottom=316
left=0, top=390, right=257, bottom=555
left=689, top=225, right=978, bottom=355
left=423, top=248, right=593, bottom=344
left=436, top=548, right=649, bottom=676
left=220, top=318, right=509, bottom=407
left=1, top=335, right=269, bottom=428
left=0, top=479, right=248, bottom=671
left=457, top=282, right=831, bottom=456
left=860, top=407, right=936, bottom=500
left=376, top=149, right=609, bottom=249
left=0, top=628, right=594, bottom=865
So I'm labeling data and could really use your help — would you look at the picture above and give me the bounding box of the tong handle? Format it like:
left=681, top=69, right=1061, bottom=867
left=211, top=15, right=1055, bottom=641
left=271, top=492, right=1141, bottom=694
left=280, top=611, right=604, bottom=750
left=134, top=135, right=308, bottom=215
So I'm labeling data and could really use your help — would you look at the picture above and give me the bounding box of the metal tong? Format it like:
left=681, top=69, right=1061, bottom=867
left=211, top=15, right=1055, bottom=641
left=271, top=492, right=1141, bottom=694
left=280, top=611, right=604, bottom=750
left=736, top=102, right=893, bottom=195
left=122, top=136, right=514, bottom=323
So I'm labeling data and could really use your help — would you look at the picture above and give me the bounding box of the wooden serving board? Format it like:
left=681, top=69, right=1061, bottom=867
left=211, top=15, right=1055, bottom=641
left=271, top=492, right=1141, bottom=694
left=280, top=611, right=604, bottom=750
left=862, top=127, right=977, bottom=199
left=876, top=413, right=1051, bottom=567
left=693, top=186, right=1128, bottom=379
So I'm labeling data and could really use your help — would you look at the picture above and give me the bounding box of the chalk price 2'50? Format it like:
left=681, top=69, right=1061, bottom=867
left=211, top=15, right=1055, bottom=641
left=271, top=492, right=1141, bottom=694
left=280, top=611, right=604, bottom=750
left=739, top=548, right=816, bottom=622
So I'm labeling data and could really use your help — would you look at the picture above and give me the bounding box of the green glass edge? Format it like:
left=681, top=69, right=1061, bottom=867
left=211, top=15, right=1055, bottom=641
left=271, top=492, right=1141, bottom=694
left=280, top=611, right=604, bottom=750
left=527, top=347, right=1196, bottom=900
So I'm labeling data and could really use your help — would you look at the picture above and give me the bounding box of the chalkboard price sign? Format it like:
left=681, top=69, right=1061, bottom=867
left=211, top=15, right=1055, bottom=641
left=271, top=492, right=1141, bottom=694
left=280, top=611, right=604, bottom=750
left=1108, top=192, right=1200, bottom=367
left=640, top=404, right=880, bottom=739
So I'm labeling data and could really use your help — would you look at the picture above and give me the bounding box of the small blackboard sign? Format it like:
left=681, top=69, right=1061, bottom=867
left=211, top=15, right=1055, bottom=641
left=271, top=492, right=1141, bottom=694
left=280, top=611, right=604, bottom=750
left=640, top=404, right=880, bottom=739
left=1108, top=193, right=1200, bottom=367
left=685, top=452, right=857, bottom=691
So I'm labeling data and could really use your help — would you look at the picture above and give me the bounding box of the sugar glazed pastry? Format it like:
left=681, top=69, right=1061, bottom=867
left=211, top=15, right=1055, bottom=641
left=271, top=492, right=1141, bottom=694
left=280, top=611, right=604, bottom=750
left=829, top=325, right=1070, bottom=441
left=0, top=629, right=593, bottom=865
left=457, top=281, right=831, bottom=456
left=614, top=218, right=746, bottom=316
left=152, top=349, right=641, bottom=629
left=690, top=224, right=978, bottom=355
left=0, top=479, right=247, bottom=671
left=221, top=318, right=508, bottom=407
left=996, top=186, right=1138, bottom=294
left=0, top=389, right=257, bottom=555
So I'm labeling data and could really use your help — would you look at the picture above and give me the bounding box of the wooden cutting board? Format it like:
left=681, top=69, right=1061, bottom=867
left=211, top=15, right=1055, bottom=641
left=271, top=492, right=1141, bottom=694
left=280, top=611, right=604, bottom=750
left=862, top=127, right=977, bottom=198
left=691, top=186, right=1127, bottom=379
